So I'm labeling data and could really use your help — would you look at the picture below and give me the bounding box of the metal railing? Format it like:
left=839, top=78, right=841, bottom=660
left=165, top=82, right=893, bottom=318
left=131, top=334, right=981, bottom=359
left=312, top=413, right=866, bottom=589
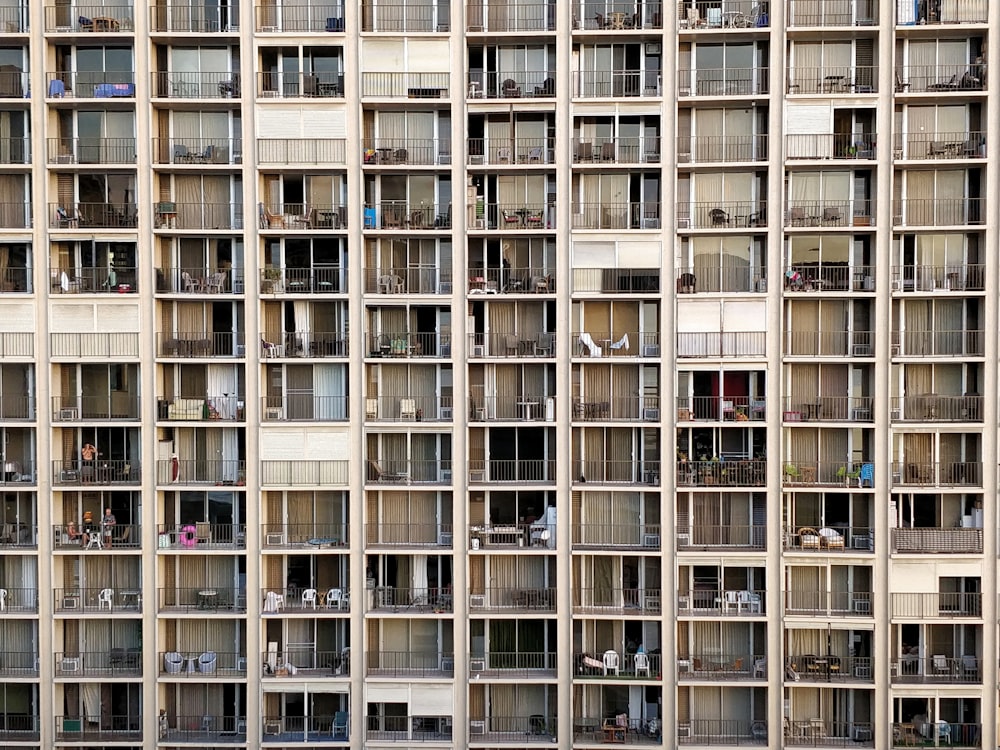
left=787, top=0, right=880, bottom=26
left=572, top=331, right=660, bottom=357
left=0, top=651, right=37, bottom=676
left=467, top=1, right=556, bottom=31
left=677, top=459, right=768, bottom=487
left=895, top=131, right=984, bottom=160
left=677, top=719, right=768, bottom=745
left=575, top=651, right=662, bottom=678
left=678, top=525, right=766, bottom=549
left=54, top=715, right=137, bottom=741
left=783, top=264, right=876, bottom=292
left=159, top=650, right=245, bottom=676
left=468, top=71, right=554, bottom=99
left=47, top=72, right=134, bottom=98
left=572, top=202, right=660, bottom=230
left=574, top=70, right=660, bottom=98
left=265, top=331, right=348, bottom=358
left=262, top=648, right=348, bottom=676
left=365, top=201, right=453, bottom=230
left=785, top=591, right=874, bottom=616
left=786, top=133, right=876, bottom=160
left=677, top=396, right=766, bottom=421
left=580, top=1, right=665, bottom=29
left=158, top=332, right=246, bottom=358
left=0, top=137, right=29, bottom=165
left=675, top=266, right=766, bottom=294
left=468, top=459, right=555, bottom=483
left=151, top=71, right=237, bottom=99
left=786, top=656, right=873, bottom=682
left=157, top=588, right=248, bottom=613
left=55, top=650, right=142, bottom=676
left=893, top=656, right=980, bottom=682
left=365, top=460, right=452, bottom=485
left=574, top=460, right=661, bottom=486
left=676, top=331, right=766, bottom=358
left=156, top=267, right=244, bottom=295
left=890, top=264, right=985, bottom=292
left=787, top=66, right=878, bottom=94
left=260, top=203, right=347, bottom=231
left=368, top=585, right=452, bottom=612
left=255, top=71, right=344, bottom=98
left=891, top=395, right=982, bottom=422
left=366, top=651, right=455, bottom=677
left=0, top=267, right=32, bottom=292
left=362, top=72, right=449, bottom=98
left=678, top=67, right=770, bottom=96
left=784, top=721, right=875, bottom=746
left=574, top=587, right=664, bottom=613
left=890, top=461, right=982, bottom=487
left=896, top=65, right=985, bottom=94
left=890, top=722, right=980, bottom=748
left=261, top=395, right=349, bottom=421
left=574, top=523, right=661, bottom=549
left=365, top=267, right=449, bottom=295
left=152, top=201, right=244, bottom=230
left=52, top=459, right=138, bottom=486
left=466, top=332, right=555, bottom=359
left=151, top=4, right=239, bottom=32
left=261, top=586, right=351, bottom=613
left=365, top=138, right=453, bottom=166
left=784, top=330, right=873, bottom=357
left=153, top=458, right=243, bottom=485
left=0, top=587, right=36, bottom=612
left=363, top=396, right=454, bottom=422
left=891, top=527, right=982, bottom=554
left=155, top=523, right=245, bottom=549
left=0, top=332, right=32, bottom=357
left=0, top=5, right=25, bottom=32
left=152, top=138, right=242, bottom=165
left=891, top=330, right=984, bottom=357
left=366, top=332, right=450, bottom=358
left=677, top=589, right=765, bottom=614
left=677, top=201, right=766, bottom=229
left=786, top=200, right=874, bottom=227
left=260, top=523, right=348, bottom=547
left=680, top=134, right=768, bottom=163
left=257, top=138, right=347, bottom=165
left=575, top=136, right=662, bottom=164
left=677, top=653, right=762, bottom=678
left=53, top=522, right=140, bottom=549
left=473, top=203, right=553, bottom=230
left=254, top=3, right=341, bottom=31
left=468, top=138, right=551, bottom=165
left=48, top=202, right=136, bottom=229
left=0, top=521, right=33, bottom=547
left=47, top=137, right=135, bottom=165
left=781, top=396, right=874, bottom=422
left=156, top=716, right=247, bottom=742
left=463, top=267, right=553, bottom=294
left=781, top=461, right=875, bottom=487
left=49, top=265, right=138, bottom=294
left=893, top=198, right=984, bottom=227
left=468, top=587, right=557, bottom=612
left=891, top=592, right=982, bottom=618
left=54, top=587, right=142, bottom=613
left=467, top=651, right=558, bottom=677
left=366, top=523, right=453, bottom=547
left=0, top=395, right=33, bottom=420
left=784, top=526, right=874, bottom=551
left=568, top=397, right=662, bottom=422
left=469, top=522, right=555, bottom=549
left=260, top=459, right=350, bottom=485
left=262, top=715, right=342, bottom=740
left=362, top=1, right=449, bottom=31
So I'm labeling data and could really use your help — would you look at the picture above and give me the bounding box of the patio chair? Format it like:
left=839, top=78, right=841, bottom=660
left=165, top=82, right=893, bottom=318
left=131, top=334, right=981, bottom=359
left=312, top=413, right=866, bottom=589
left=368, top=459, right=407, bottom=483
left=326, top=587, right=346, bottom=610
left=400, top=398, right=417, bottom=420
left=709, top=208, right=730, bottom=226
left=534, top=331, right=553, bottom=357
left=575, top=141, right=593, bottom=162
left=634, top=651, right=650, bottom=677
left=496, top=146, right=511, bottom=163
left=198, top=651, right=217, bottom=673
left=203, top=271, right=225, bottom=293
left=932, top=654, right=950, bottom=676
left=332, top=711, right=348, bottom=739
left=602, top=649, right=620, bottom=675
left=501, top=78, right=521, bottom=98
left=98, top=587, right=114, bottom=610
left=301, top=588, right=318, bottom=609
left=798, top=527, right=821, bottom=550
left=164, top=651, right=183, bottom=673
left=181, top=272, right=202, bottom=293
left=600, top=141, right=616, bottom=161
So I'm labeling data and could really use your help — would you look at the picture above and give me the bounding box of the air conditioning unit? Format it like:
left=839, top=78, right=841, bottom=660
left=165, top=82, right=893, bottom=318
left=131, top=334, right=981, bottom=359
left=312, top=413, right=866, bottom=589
left=440, top=406, right=453, bottom=420
left=853, top=598, right=871, bottom=614
left=59, top=407, right=79, bottom=420
left=264, top=407, right=283, bottom=420
left=472, top=345, right=485, bottom=357
left=470, top=594, right=486, bottom=608
left=642, top=344, right=660, bottom=357
left=643, top=533, right=661, bottom=548
left=643, top=408, right=660, bottom=421
left=61, top=657, right=80, bottom=672
left=470, top=720, right=486, bottom=735
left=438, top=532, right=453, bottom=547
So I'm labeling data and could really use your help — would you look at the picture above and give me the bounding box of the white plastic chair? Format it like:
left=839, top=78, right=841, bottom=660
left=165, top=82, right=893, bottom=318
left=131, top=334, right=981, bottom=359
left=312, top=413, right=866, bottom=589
left=98, top=588, right=114, bottom=611
left=198, top=651, right=217, bottom=673
left=0, top=587, right=6, bottom=611
left=301, top=588, right=318, bottom=609
left=326, top=588, right=344, bottom=610
left=634, top=651, right=650, bottom=677
left=602, top=649, right=620, bottom=675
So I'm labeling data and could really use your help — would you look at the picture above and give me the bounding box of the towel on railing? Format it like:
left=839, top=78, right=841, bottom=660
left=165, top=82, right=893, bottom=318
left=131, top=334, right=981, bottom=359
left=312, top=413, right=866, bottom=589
left=579, top=332, right=602, bottom=357
left=609, top=333, right=630, bottom=352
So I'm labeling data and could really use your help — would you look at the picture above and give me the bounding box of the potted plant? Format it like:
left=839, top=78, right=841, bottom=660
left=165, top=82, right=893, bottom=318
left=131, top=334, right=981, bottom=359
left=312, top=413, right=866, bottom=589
left=261, top=266, right=282, bottom=293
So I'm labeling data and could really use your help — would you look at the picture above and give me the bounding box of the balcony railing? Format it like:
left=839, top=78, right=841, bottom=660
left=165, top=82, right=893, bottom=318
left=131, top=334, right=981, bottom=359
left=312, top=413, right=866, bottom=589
left=0, top=6, right=25, bottom=32
left=781, top=396, right=874, bottom=422
left=675, top=266, right=766, bottom=294
left=0, top=267, right=31, bottom=292
left=787, top=67, right=878, bottom=94
left=155, top=523, right=245, bottom=550
left=781, top=461, right=875, bottom=487
left=261, top=524, right=348, bottom=547
left=255, top=3, right=341, bottom=32
left=47, top=137, right=135, bottom=164
left=678, top=67, right=769, bottom=97
left=257, top=138, right=347, bottom=165
left=256, top=71, right=344, bottom=98
left=366, top=138, right=453, bottom=166
left=0, top=333, right=32, bottom=357
left=572, top=331, right=660, bottom=357
left=464, top=267, right=554, bottom=295
left=262, top=586, right=351, bottom=613
left=53, top=523, right=140, bottom=549
left=269, top=329, right=346, bottom=356
left=362, top=1, right=449, bottom=31
left=367, top=332, right=450, bottom=358
left=151, top=71, right=239, bottom=99
left=368, top=585, right=451, bottom=612
left=784, top=721, right=875, bottom=747
left=157, top=716, right=247, bottom=743
left=474, top=203, right=553, bottom=230
left=891, top=655, right=980, bottom=682
left=676, top=332, right=766, bottom=358
left=895, top=131, right=984, bottom=160
left=47, top=72, right=134, bottom=98
left=785, top=591, right=873, bottom=616
left=54, top=715, right=137, bottom=741
left=574, top=460, right=661, bottom=486
left=680, top=134, right=767, bottom=163
left=0, top=651, right=37, bottom=677
left=465, top=652, right=557, bottom=678
left=55, top=650, right=141, bottom=677
left=468, top=71, right=554, bottom=99
left=365, top=460, right=452, bottom=485
left=157, top=587, right=248, bottom=613
left=677, top=201, right=765, bottom=229
left=363, top=397, right=453, bottom=422
left=153, top=201, right=244, bottom=230
left=366, top=715, right=457, bottom=742
left=891, top=461, right=982, bottom=488
left=366, top=650, right=455, bottom=677
left=677, top=589, right=764, bottom=615
left=677, top=719, right=769, bottom=745
left=784, top=526, right=874, bottom=551
left=466, top=332, right=554, bottom=360
left=263, top=715, right=343, bottom=741
left=574, top=587, right=663, bottom=613
left=365, top=523, right=453, bottom=547
left=891, top=264, right=984, bottom=292
left=678, top=396, right=765, bottom=422
left=151, top=4, right=238, bottom=32
left=574, top=70, right=661, bottom=98
left=365, top=201, right=452, bottom=230
left=677, top=653, right=762, bottom=679
left=152, top=138, right=242, bottom=165
left=783, top=264, right=876, bottom=292
left=677, top=459, right=767, bottom=488
left=786, top=200, right=874, bottom=228
left=159, top=650, right=245, bottom=676
left=891, top=394, right=982, bottom=422
left=572, top=202, right=660, bottom=230
left=785, top=330, right=874, bottom=357
left=365, top=267, right=448, bottom=295
left=153, top=459, right=243, bottom=486
left=55, top=587, right=142, bottom=613
left=899, top=0, right=987, bottom=23
left=0, top=395, right=33, bottom=420
left=679, top=525, right=766, bottom=549
left=157, top=267, right=244, bottom=295
left=0, top=460, right=34, bottom=486
left=52, top=394, right=139, bottom=421
left=262, top=396, right=348, bottom=421
left=469, top=138, right=551, bottom=165
left=0, top=587, right=36, bottom=612
left=569, top=397, right=662, bottom=423
left=786, top=133, right=876, bottom=160
left=157, top=332, right=246, bottom=358
left=48, top=202, right=136, bottom=230
left=260, top=459, right=350, bottom=486
left=893, top=198, right=984, bottom=227
left=892, top=330, right=983, bottom=358
left=52, top=459, right=138, bottom=486
left=786, top=655, right=873, bottom=682
left=362, top=72, right=449, bottom=98
left=0, top=522, right=34, bottom=547
left=0, top=136, right=28, bottom=166
left=468, top=587, right=556, bottom=612
left=787, top=0, right=879, bottom=26
left=467, top=1, right=555, bottom=31
left=581, top=1, right=665, bottom=29
left=896, top=65, right=985, bottom=94
left=891, top=592, right=982, bottom=618
left=157, top=395, right=244, bottom=422
left=260, top=203, right=347, bottom=231
left=574, top=524, right=660, bottom=550
left=49, top=266, right=139, bottom=294
left=468, top=459, right=555, bottom=483
left=576, top=651, right=662, bottom=680
left=891, top=527, right=982, bottom=554
left=468, top=716, right=559, bottom=742
left=575, top=136, right=662, bottom=164
left=469, top=522, right=554, bottom=549
left=263, top=648, right=348, bottom=676
left=890, top=723, right=980, bottom=748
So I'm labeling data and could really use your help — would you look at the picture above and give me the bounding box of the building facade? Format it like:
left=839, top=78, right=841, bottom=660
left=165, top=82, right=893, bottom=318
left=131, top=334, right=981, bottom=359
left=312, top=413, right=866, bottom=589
left=0, top=0, right=996, bottom=747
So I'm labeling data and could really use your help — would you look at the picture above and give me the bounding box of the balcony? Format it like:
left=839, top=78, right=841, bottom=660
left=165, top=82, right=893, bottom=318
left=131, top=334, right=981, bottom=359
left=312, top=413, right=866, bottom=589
left=257, top=138, right=347, bottom=166
left=159, top=651, right=245, bottom=677
left=367, top=715, right=456, bottom=742
left=891, top=592, right=981, bottom=618
left=47, top=72, right=134, bottom=99
left=0, top=267, right=31, bottom=292
left=466, top=332, right=553, bottom=360
left=155, top=523, right=245, bottom=550
left=576, top=651, right=661, bottom=681
left=890, top=723, right=980, bottom=749
left=51, top=395, right=139, bottom=421
left=464, top=267, right=554, bottom=295
left=0, top=5, right=25, bottom=32
left=786, top=655, right=874, bottom=682
left=893, top=198, right=983, bottom=227
left=676, top=332, right=766, bottom=358
left=784, top=526, right=874, bottom=551
left=679, top=134, right=767, bottom=164
left=362, top=0, right=449, bottom=31
left=0, top=587, right=36, bottom=612
left=891, top=394, right=982, bottom=422
left=0, top=460, right=32, bottom=487
left=574, top=70, right=660, bottom=98
left=55, top=587, right=142, bottom=613
left=365, top=523, right=452, bottom=548
left=158, top=716, right=248, bottom=743
left=263, top=715, right=345, bottom=742
left=896, top=65, right=985, bottom=94
left=260, top=204, right=347, bottom=231
left=261, top=523, right=348, bottom=548
left=366, top=650, right=455, bottom=677
left=262, top=395, right=348, bottom=422
left=891, top=655, right=981, bottom=683
left=157, top=332, right=246, bottom=358
left=260, top=459, right=350, bottom=486
left=468, top=459, right=554, bottom=484
left=575, top=524, right=660, bottom=550
left=50, top=266, right=139, bottom=294
left=262, top=586, right=351, bottom=613
left=157, top=267, right=244, bottom=295
left=676, top=653, right=762, bottom=680
left=572, top=202, right=660, bottom=230
left=783, top=264, right=876, bottom=293
left=677, top=719, right=768, bottom=745
left=468, top=587, right=556, bottom=613
left=786, top=133, right=876, bottom=160
left=787, top=67, right=878, bottom=95
left=895, top=131, right=984, bottom=161
left=574, top=587, right=662, bottom=615
left=158, top=587, right=248, bottom=614
left=362, top=72, right=449, bottom=99
left=154, top=459, right=244, bottom=486
left=677, top=459, right=767, bottom=488
left=48, top=202, right=136, bottom=230
left=365, top=267, right=449, bottom=295
left=784, top=330, right=873, bottom=359
left=368, top=585, right=451, bottom=613
left=678, top=396, right=765, bottom=422
left=572, top=331, right=660, bottom=357
left=470, top=137, right=551, bottom=165
left=0, top=395, right=33, bottom=420
left=781, top=397, right=874, bottom=423
left=575, top=460, right=661, bottom=486
left=254, top=3, right=341, bottom=32
left=256, top=71, right=344, bottom=99
left=782, top=461, right=874, bottom=488
left=468, top=1, right=555, bottom=31
left=469, top=522, right=554, bottom=550
left=364, top=397, right=453, bottom=423
left=785, top=590, right=873, bottom=617
left=787, top=0, right=879, bottom=26
left=891, top=330, right=983, bottom=358
left=366, top=332, right=450, bottom=358
left=151, top=71, right=240, bottom=99
left=47, top=137, right=135, bottom=165
left=786, top=201, right=874, bottom=228
left=0, top=522, right=34, bottom=547
left=153, top=201, right=243, bottom=230
left=53, top=522, right=139, bottom=549
left=264, top=648, right=349, bottom=677
left=678, top=525, right=765, bottom=550
left=468, top=71, right=554, bottom=99
left=675, top=266, right=767, bottom=294
left=264, top=331, right=347, bottom=359
left=785, top=721, right=874, bottom=747
left=677, top=589, right=764, bottom=615
left=55, top=650, right=141, bottom=677
left=157, top=395, right=244, bottom=422
left=44, top=5, right=135, bottom=31
left=678, top=67, right=769, bottom=97
left=54, top=716, right=138, bottom=742
left=153, top=138, right=242, bottom=166
left=677, top=201, right=765, bottom=229
left=579, top=2, right=665, bottom=29
left=570, top=397, right=661, bottom=423
left=364, top=201, right=452, bottom=230
left=892, top=527, right=982, bottom=554
left=151, top=4, right=238, bottom=32
left=52, top=459, right=138, bottom=486
left=891, top=264, right=984, bottom=293
left=472, top=203, right=552, bottom=231
left=575, top=136, right=662, bottom=165
left=366, top=138, right=453, bottom=166
left=0, top=651, right=37, bottom=677
left=574, top=717, right=661, bottom=743
left=890, top=461, right=982, bottom=488
left=366, top=460, right=451, bottom=486
left=0, top=70, right=26, bottom=100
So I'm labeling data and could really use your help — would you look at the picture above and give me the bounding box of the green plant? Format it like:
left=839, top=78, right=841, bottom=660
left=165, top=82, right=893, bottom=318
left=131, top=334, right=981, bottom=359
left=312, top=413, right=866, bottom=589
left=263, top=266, right=281, bottom=280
